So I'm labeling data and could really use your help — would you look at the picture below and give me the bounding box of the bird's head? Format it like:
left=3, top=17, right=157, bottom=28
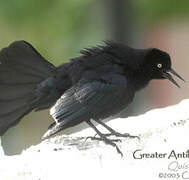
left=142, top=48, right=185, bottom=88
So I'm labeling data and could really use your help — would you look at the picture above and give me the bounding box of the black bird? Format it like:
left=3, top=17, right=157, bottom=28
left=0, top=41, right=185, bottom=155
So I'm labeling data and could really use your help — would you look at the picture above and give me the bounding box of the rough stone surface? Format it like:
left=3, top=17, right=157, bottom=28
left=1, top=99, right=189, bottom=180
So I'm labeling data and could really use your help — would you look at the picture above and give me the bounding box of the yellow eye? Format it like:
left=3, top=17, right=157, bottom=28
left=157, top=63, right=162, bottom=68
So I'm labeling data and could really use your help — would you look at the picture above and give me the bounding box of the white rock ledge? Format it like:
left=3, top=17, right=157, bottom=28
left=1, top=99, right=189, bottom=180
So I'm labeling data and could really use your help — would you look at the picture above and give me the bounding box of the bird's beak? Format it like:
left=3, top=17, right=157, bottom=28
left=162, top=68, right=185, bottom=88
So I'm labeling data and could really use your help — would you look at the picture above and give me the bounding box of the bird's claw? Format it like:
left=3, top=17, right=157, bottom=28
left=86, top=136, right=121, bottom=142
left=116, top=132, right=140, bottom=140
left=100, top=132, right=140, bottom=140
left=85, top=135, right=123, bottom=157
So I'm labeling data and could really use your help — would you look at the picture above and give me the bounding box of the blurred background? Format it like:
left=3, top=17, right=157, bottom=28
left=1, top=0, right=188, bottom=155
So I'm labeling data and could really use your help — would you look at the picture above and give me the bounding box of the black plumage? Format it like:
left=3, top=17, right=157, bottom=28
left=0, top=41, right=184, bottom=155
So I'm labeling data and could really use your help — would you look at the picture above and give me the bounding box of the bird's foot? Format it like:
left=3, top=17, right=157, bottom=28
left=102, top=131, right=140, bottom=140
left=86, top=135, right=123, bottom=156
left=87, top=136, right=121, bottom=142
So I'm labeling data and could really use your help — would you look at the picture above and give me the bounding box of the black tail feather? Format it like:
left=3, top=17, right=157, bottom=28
left=0, top=41, right=57, bottom=135
left=0, top=107, right=31, bottom=136
left=0, top=84, right=34, bottom=100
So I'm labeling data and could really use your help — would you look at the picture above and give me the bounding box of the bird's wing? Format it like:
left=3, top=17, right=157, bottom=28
left=44, top=74, right=134, bottom=138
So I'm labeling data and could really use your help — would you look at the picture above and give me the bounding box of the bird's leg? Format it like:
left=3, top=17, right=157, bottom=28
left=86, top=120, right=123, bottom=156
left=94, top=119, right=139, bottom=140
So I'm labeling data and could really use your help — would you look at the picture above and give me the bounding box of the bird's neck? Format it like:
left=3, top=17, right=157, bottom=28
left=127, top=69, right=151, bottom=91
left=124, top=48, right=152, bottom=91
left=134, top=76, right=150, bottom=91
